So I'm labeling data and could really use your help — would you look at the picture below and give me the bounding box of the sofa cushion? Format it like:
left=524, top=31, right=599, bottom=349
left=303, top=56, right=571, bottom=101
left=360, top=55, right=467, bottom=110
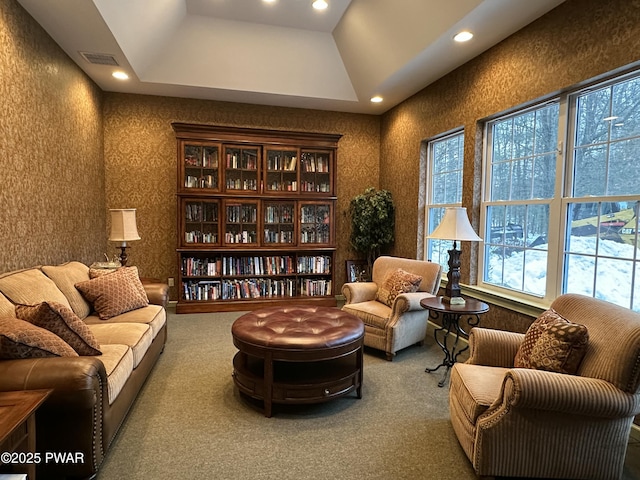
left=528, top=319, right=588, bottom=374
left=96, top=344, right=134, bottom=405
left=450, top=363, right=509, bottom=424
left=75, top=267, right=149, bottom=320
left=514, top=308, right=566, bottom=369
left=0, top=268, right=72, bottom=309
left=88, top=323, right=152, bottom=368
left=375, top=268, right=422, bottom=307
left=41, top=262, right=92, bottom=319
left=0, top=316, right=78, bottom=359
left=0, top=292, right=14, bottom=318
left=15, top=301, right=101, bottom=356
left=83, top=304, right=166, bottom=339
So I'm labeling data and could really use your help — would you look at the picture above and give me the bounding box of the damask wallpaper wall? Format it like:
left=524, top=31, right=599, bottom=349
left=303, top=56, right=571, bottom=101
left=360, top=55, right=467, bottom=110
left=102, top=94, right=380, bottom=298
left=378, top=0, right=640, bottom=330
left=0, top=0, right=105, bottom=272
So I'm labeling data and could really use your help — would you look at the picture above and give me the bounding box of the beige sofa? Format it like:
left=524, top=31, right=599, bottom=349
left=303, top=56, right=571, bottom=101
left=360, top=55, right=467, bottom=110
left=342, top=256, right=442, bottom=360
left=0, top=262, right=168, bottom=479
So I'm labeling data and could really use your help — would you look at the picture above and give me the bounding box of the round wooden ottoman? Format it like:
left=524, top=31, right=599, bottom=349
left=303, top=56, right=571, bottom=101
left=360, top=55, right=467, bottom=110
left=231, top=305, right=365, bottom=417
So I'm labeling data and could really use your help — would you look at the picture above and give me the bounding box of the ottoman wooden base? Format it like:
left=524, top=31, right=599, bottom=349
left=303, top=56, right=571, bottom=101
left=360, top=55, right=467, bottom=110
left=231, top=306, right=364, bottom=417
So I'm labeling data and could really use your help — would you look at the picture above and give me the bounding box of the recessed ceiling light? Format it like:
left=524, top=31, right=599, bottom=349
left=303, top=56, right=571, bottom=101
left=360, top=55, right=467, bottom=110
left=112, top=71, right=129, bottom=80
left=370, top=96, right=383, bottom=103
left=603, top=116, right=619, bottom=121
left=262, top=0, right=276, bottom=3
left=312, top=0, right=328, bottom=10
left=454, top=31, right=473, bottom=42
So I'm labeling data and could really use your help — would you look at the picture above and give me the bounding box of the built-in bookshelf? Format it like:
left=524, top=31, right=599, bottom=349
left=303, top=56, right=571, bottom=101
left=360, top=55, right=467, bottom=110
left=173, top=123, right=340, bottom=313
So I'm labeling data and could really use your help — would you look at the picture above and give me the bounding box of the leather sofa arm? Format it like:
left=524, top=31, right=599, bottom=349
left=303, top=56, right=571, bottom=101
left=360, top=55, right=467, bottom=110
left=0, top=356, right=106, bottom=409
left=142, top=281, right=169, bottom=308
left=490, top=368, right=640, bottom=418
left=467, top=327, right=523, bottom=367
left=342, top=282, right=378, bottom=305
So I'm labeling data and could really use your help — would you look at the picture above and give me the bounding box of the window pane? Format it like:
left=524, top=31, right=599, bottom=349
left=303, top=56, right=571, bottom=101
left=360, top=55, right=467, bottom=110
left=514, top=112, right=535, bottom=159
left=511, top=158, right=533, bottom=200
left=564, top=253, right=595, bottom=296
left=523, top=248, right=547, bottom=295
left=534, top=104, right=559, bottom=154
left=575, top=87, right=611, bottom=147
left=595, top=257, right=633, bottom=309
left=611, top=76, right=640, bottom=141
left=609, top=138, right=640, bottom=195
left=491, top=162, right=511, bottom=201
left=532, top=154, right=555, bottom=199
left=573, top=145, right=607, bottom=196
left=492, top=120, right=512, bottom=162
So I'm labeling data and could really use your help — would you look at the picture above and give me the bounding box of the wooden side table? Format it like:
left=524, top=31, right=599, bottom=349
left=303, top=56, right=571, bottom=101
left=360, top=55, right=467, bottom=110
left=0, top=389, right=52, bottom=479
left=420, top=296, right=489, bottom=387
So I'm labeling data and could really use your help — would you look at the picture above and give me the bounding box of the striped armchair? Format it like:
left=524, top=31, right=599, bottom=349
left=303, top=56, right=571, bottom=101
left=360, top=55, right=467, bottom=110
left=449, top=293, right=640, bottom=479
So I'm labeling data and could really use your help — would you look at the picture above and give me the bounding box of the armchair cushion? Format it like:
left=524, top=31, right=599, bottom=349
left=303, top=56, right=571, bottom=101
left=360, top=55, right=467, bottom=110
left=375, top=268, right=422, bottom=307
left=528, top=318, right=588, bottom=374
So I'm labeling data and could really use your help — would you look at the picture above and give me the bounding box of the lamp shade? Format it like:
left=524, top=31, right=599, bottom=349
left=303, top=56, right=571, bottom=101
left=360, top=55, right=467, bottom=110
left=109, top=209, right=140, bottom=243
left=429, top=207, right=482, bottom=242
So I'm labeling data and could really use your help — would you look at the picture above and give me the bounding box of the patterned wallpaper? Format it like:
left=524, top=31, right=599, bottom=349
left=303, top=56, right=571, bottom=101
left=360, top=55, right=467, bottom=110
left=102, top=94, right=381, bottom=298
left=0, top=0, right=105, bottom=272
left=379, top=0, right=640, bottom=330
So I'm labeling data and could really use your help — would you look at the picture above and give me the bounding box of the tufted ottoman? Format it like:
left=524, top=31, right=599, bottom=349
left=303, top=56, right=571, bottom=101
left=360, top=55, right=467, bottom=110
left=231, top=306, right=364, bottom=417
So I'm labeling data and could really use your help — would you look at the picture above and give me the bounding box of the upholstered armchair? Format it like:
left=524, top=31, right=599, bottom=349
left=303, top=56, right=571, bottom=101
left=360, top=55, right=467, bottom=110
left=341, top=256, right=442, bottom=361
left=449, top=293, right=640, bottom=480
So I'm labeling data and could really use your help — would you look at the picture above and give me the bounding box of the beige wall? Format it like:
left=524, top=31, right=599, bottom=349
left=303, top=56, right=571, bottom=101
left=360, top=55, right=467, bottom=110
left=0, top=0, right=105, bottom=271
left=103, top=94, right=380, bottom=298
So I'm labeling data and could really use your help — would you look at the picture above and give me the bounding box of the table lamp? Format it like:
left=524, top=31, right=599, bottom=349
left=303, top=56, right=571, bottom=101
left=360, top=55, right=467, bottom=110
left=428, top=207, right=482, bottom=305
left=109, top=208, right=140, bottom=267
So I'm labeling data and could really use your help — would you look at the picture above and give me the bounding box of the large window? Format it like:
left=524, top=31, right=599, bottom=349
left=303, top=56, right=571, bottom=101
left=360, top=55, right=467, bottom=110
left=425, top=131, right=464, bottom=271
left=481, top=71, right=640, bottom=311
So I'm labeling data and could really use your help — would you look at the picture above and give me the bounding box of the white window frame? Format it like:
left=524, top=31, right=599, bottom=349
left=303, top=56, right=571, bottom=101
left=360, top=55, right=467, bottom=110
left=478, top=68, right=640, bottom=311
left=422, top=129, right=464, bottom=271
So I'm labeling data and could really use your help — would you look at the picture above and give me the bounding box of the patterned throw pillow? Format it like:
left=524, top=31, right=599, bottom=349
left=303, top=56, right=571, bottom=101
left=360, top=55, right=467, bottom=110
left=75, top=267, right=149, bottom=320
left=528, top=319, right=588, bottom=374
left=0, top=316, right=78, bottom=359
left=15, top=301, right=101, bottom=356
left=376, top=268, right=423, bottom=307
left=514, top=308, right=564, bottom=368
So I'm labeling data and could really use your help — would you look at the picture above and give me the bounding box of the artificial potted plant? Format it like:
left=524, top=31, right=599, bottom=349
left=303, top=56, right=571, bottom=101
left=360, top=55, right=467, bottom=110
left=349, top=187, right=395, bottom=271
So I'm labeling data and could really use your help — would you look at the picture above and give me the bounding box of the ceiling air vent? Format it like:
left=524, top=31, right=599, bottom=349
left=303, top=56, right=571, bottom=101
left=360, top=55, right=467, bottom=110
left=79, top=52, right=119, bottom=66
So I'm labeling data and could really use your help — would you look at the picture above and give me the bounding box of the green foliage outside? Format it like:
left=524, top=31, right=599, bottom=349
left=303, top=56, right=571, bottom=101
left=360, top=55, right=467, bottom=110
left=349, top=187, right=395, bottom=267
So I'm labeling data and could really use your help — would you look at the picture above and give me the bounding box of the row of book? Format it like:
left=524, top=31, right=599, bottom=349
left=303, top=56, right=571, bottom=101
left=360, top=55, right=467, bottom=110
left=185, top=203, right=218, bottom=222
left=226, top=205, right=257, bottom=223
left=225, top=151, right=258, bottom=170
left=185, top=231, right=217, bottom=244
left=263, top=230, right=294, bottom=243
left=225, top=178, right=258, bottom=190
left=264, top=205, right=294, bottom=223
left=300, top=153, right=330, bottom=173
left=265, top=180, right=298, bottom=192
left=300, top=181, right=331, bottom=193
left=223, top=230, right=258, bottom=244
left=184, top=146, right=219, bottom=168
left=184, top=174, right=218, bottom=189
left=181, top=255, right=331, bottom=277
left=182, top=277, right=331, bottom=301
left=266, top=154, right=297, bottom=171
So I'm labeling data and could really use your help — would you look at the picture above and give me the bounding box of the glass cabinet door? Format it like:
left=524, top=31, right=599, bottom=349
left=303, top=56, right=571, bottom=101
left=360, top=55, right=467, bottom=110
left=263, top=201, right=296, bottom=245
left=223, top=145, right=259, bottom=192
left=299, top=202, right=333, bottom=245
left=300, top=150, right=333, bottom=194
left=264, top=148, right=299, bottom=194
left=182, top=142, right=221, bottom=191
left=182, top=199, right=220, bottom=246
left=223, top=199, right=259, bottom=246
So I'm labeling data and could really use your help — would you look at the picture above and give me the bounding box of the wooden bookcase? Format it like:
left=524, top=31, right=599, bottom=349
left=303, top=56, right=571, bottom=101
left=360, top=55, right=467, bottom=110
left=173, top=123, right=341, bottom=313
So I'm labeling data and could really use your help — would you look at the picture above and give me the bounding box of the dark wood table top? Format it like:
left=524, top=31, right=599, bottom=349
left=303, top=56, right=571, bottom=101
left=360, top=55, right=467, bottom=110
left=420, top=296, right=489, bottom=315
left=0, top=389, right=52, bottom=444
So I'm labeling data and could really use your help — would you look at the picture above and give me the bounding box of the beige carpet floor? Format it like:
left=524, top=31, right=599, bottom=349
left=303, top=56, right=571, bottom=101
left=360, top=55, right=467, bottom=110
left=96, top=310, right=640, bottom=480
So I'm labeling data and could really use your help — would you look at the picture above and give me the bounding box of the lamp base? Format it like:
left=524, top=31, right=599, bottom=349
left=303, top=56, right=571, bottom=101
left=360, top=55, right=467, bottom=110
left=442, top=296, right=466, bottom=306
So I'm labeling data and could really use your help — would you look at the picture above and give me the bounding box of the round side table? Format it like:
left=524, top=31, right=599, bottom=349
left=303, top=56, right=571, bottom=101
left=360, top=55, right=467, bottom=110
left=420, top=296, right=489, bottom=387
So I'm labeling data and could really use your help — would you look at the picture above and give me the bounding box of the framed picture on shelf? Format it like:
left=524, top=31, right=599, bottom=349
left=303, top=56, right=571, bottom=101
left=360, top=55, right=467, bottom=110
left=346, top=260, right=370, bottom=283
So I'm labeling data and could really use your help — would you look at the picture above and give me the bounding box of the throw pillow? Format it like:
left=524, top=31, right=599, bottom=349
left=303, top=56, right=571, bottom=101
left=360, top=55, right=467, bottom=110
left=15, top=301, right=101, bottom=356
left=528, top=319, right=588, bottom=375
left=0, top=316, right=78, bottom=359
left=75, top=267, right=149, bottom=320
left=514, top=308, right=565, bottom=368
left=376, top=268, right=423, bottom=307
